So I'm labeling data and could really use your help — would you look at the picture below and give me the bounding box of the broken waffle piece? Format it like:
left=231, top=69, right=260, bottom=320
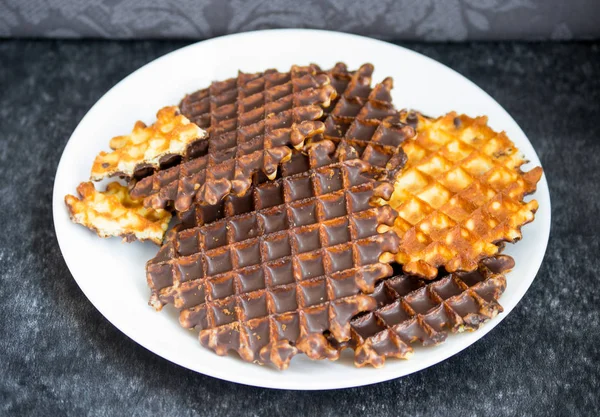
left=382, top=111, right=542, bottom=279
left=90, top=106, right=206, bottom=181
left=346, top=254, right=514, bottom=368
left=130, top=65, right=337, bottom=209
left=65, top=182, right=171, bottom=244
left=145, top=140, right=401, bottom=369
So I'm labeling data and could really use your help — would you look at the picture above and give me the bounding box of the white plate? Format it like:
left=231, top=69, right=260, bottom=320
left=52, top=29, right=550, bottom=390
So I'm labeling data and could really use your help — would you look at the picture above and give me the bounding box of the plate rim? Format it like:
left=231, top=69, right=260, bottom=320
left=52, top=28, right=551, bottom=390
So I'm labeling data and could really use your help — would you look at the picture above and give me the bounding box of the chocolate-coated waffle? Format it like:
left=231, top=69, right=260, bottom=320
left=310, top=63, right=414, bottom=175
left=380, top=111, right=542, bottom=279
left=347, top=255, right=514, bottom=367
left=180, top=62, right=368, bottom=131
left=130, top=65, right=337, bottom=209
left=176, top=63, right=414, bottom=229
left=180, top=62, right=353, bottom=129
left=318, top=62, right=373, bottom=117
left=145, top=140, right=401, bottom=369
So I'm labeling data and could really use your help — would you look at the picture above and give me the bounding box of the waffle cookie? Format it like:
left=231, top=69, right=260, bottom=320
left=90, top=106, right=206, bottom=181
left=381, top=111, right=542, bottom=279
left=65, top=182, right=171, bottom=244
left=179, top=62, right=367, bottom=132
left=130, top=65, right=338, bottom=209
left=145, top=140, right=401, bottom=369
left=347, top=254, right=514, bottom=368
left=311, top=64, right=413, bottom=176
left=176, top=63, right=414, bottom=229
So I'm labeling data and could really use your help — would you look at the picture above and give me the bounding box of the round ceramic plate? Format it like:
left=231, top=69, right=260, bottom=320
left=52, top=29, right=550, bottom=390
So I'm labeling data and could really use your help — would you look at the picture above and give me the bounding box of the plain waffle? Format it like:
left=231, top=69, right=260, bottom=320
left=90, top=106, right=206, bottom=181
left=380, top=111, right=542, bottom=279
left=65, top=182, right=171, bottom=244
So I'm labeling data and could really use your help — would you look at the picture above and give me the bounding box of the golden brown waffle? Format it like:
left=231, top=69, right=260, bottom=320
left=175, top=63, right=414, bottom=229
left=64, top=182, right=172, bottom=244
left=346, top=255, right=514, bottom=368
left=130, top=65, right=337, bottom=209
left=381, top=111, right=542, bottom=279
left=90, top=106, right=206, bottom=181
left=145, top=140, right=401, bottom=369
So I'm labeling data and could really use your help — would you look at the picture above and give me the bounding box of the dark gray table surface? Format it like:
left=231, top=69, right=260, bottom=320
left=0, top=39, right=598, bottom=417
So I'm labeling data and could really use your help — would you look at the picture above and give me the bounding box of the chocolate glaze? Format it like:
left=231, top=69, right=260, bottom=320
left=309, top=67, right=414, bottom=184
left=165, top=63, right=414, bottom=230
left=348, top=255, right=513, bottom=368
left=146, top=139, right=400, bottom=369
left=130, top=64, right=337, bottom=210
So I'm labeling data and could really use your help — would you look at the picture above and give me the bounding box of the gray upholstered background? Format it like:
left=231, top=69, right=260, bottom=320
left=1, top=0, right=599, bottom=41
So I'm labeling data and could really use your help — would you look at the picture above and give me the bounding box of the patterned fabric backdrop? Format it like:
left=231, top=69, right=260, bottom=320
left=1, top=0, right=598, bottom=40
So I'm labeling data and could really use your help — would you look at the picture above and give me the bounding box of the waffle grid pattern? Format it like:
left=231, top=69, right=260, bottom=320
left=388, top=111, right=542, bottom=278
left=319, top=62, right=368, bottom=117
left=317, top=63, right=414, bottom=171
left=91, top=106, right=205, bottom=181
left=349, top=255, right=512, bottom=367
left=130, top=65, right=337, bottom=209
left=146, top=142, right=399, bottom=369
left=65, top=182, right=171, bottom=245
left=176, top=63, right=414, bottom=229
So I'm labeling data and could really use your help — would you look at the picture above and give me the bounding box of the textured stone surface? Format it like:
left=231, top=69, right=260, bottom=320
left=0, top=40, right=598, bottom=416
